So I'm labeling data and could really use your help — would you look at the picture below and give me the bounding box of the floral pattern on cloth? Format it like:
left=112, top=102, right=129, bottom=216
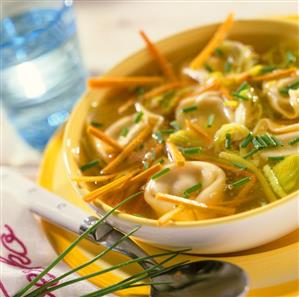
left=0, top=170, right=99, bottom=297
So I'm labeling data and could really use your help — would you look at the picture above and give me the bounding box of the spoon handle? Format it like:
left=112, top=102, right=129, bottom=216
left=2, top=168, right=158, bottom=269
left=2, top=167, right=91, bottom=234
left=80, top=216, right=159, bottom=269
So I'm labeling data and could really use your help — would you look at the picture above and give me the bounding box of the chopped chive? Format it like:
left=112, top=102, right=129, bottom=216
left=279, top=87, right=289, bottom=96
left=162, top=90, right=176, bottom=100
left=180, top=147, right=202, bottom=155
left=228, top=176, right=251, bottom=189
left=240, top=132, right=253, bottom=148
left=207, top=114, right=215, bottom=128
left=268, top=156, right=285, bottom=161
left=232, top=81, right=251, bottom=100
left=244, top=148, right=259, bottom=159
left=143, top=161, right=150, bottom=169
left=260, top=65, right=277, bottom=74
left=214, top=47, right=223, bottom=57
left=159, top=90, right=176, bottom=107
left=225, top=133, right=232, bottom=149
left=260, top=134, right=273, bottom=146
left=159, top=129, right=175, bottom=135
left=151, top=149, right=157, bottom=160
left=265, top=133, right=277, bottom=146
left=120, top=127, right=129, bottom=137
left=80, top=160, right=100, bottom=171
left=204, top=63, right=214, bottom=72
left=232, top=92, right=250, bottom=101
left=137, top=143, right=144, bottom=151
left=236, top=81, right=250, bottom=93
left=288, top=79, right=299, bottom=90
left=182, top=105, right=198, bottom=113
left=170, top=120, right=180, bottom=131
left=286, top=51, right=296, bottom=66
left=256, top=136, right=268, bottom=148
left=151, top=168, right=170, bottom=180
left=152, top=131, right=164, bottom=144
left=289, top=137, right=299, bottom=145
left=231, top=162, right=247, bottom=170
left=279, top=79, right=299, bottom=95
left=224, top=58, right=233, bottom=73
left=90, top=121, right=103, bottom=128
left=271, top=135, right=283, bottom=146
left=135, top=86, right=145, bottom=96
left=183, top=182, right=202, bottom=198
left=134, top=111, right=144, bottom=123
left=252, top=137, right=262, bottom=149
left=159, top=158, right=165, bottom=164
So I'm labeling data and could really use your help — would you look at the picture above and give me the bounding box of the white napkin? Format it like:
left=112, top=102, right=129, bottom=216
left=0, top=168, right=112, bottom=297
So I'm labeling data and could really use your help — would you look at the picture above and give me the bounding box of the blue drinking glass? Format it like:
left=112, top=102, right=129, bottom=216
left=1, top=0, right=86, bottom=150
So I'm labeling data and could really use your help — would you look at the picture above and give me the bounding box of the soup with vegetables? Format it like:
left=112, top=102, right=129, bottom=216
left=74, top=14, right=299, bottom=225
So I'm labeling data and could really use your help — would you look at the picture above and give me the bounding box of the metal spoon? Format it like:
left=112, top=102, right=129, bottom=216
left=3, top=169, right=249, bottom=297
left=81, top=216, right=248, bottom=297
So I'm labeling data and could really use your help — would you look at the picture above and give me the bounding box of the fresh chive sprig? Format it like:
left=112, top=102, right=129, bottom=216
left=15, top=191, right=144, bottom=297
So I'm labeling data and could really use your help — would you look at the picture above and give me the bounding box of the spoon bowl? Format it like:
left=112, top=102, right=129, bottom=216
left=150, top=260, right=248, bottom=297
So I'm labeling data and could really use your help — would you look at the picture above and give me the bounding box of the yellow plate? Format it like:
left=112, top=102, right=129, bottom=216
left=39, top=128, right=299, bottom=297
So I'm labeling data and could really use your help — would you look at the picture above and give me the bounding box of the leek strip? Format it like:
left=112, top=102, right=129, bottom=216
left=219, top=152, right=277, bottom=202
left=263, top=165, right=287, bottom=198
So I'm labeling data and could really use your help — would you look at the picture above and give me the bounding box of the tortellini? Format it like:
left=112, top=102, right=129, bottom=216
left=253, top=118, right=299, bottom=160
left=144, top=161, right=226, bottom=221
left=93, top=104, right=163, bottom=162
left=234, top=98, right=263, bottom=129
left=175, top=91, right=233, bottom=136
left=263, top=72, right=299, bottom=119
left=211, top=40, right=258, bottom=73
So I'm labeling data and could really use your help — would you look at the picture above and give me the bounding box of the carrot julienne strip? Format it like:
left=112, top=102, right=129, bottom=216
left=185, top=119, right=212, bottom=142
left=140, top=30, right=177, bottom=81
left=166, top=142, right=185, bottom=167
left=87, top=125, right=123, bottom=151
left=88, top=76, right=164, bottom=88
left=189, top=13, right=234, bottom=69
left=142, top=81, right=191, bottom=100
left=118, top=81, right=189, bottom=114
left=72, top=174, right=116, bottom=183
left=102, top=125, right=153, bottom=174
left=129, top=163, right=163, bottom=185
left=118, top=98, right=135, bottom=114
left=187, top=81, right=220, bottom=97
left=83, top=174, right=132, bottom=202
left=251, top=68, right=296, bottom=82
left=157, top=205, right=185, bottom=225
left=155, top=193, right=235, bottom=215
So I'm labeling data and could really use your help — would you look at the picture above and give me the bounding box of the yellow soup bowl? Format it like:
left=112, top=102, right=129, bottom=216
left=63, top=18, right=299, bottom=254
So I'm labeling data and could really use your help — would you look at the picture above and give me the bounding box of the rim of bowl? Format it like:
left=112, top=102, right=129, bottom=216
left=64, top=17, right=299, bottom=228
